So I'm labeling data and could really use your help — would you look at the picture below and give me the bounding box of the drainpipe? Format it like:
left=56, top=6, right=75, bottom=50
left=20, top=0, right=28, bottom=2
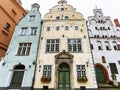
left=32, top=20, right=43, bottom=90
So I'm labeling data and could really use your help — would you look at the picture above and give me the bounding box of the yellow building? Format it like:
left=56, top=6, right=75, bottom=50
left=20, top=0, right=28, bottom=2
left=34, top=0, right=97, bottom=90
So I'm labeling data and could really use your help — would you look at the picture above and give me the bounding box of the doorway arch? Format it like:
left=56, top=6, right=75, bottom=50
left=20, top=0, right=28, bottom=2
left=95, top=63, right=109, bottom=84
left=58, top=63, right=70, bottom=90
left=9, top=64, right=25, bottom=89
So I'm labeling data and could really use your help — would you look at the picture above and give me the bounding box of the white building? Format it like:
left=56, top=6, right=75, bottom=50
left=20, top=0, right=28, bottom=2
left=34, top=0, right=97, bottom=90
left=88, top=9, right=120, bottom=86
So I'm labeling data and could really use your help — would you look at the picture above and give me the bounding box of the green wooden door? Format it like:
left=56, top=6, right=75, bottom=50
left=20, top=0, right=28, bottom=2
left=9, top=71, right=24, bottom=89
left=95, top=67, right=106, bottom=84
left=58, top=63, right=70, bottom=90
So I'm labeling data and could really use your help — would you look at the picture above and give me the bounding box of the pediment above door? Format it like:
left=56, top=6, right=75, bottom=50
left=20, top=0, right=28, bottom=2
left=55, top=50, right=74, bottom=59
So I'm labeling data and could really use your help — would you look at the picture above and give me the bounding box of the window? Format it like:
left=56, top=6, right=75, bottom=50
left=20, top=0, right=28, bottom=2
left=109, top=63, right=118, bottom=74
left=30, top=27, right=37, bottom=35
left=4, top=23, right=11, bottom=30
left=118, top=61, right=120, bottom=65
left=46, top=39, right=59, bottom=52
left=77, top=65, right=86, bottom=77
left=100, top=27, right=102, bottom=30
left=95, top=27, right=97, bottom=30
left=47, top=27, right=50, bottom=31
left=75, top=26, right=78, bottom=30
left=43, top=65, right=52, bottom=77
left=108, top=27, right=110, bottom=30
left=105, top=41, right=111, bottom=50
left=29, top=15, right=35, bottom=21
left=102, top=56, right=106, bottom=63
left=65, top=16, right=68, bottom=19
left=65, top=26, right=69, bottom=30
left=61, top=8, right=64, bottom=11
left=56, top=26, right=59, bottom=31
left=20, top=27, right=27, bottom=36
left=56, top=16, right=60, bottom=20
left=112, top=41, right=117, bottom=50
left=68, top=39, right=82, bottom=52
left=17, top=43, right=32, bottom=55
left=97, top=41, right=102, bottom=50
left=90, top=44, right=94, bottom=50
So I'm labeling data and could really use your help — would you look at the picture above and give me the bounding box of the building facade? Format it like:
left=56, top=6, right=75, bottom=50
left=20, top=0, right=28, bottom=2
left=0, top=0, right=26, bottom=59
left=88, top=9, right=120, bottom=86
left=0, top=3, right=42, bottom=90
left=34, top=0, right=97, bottom=90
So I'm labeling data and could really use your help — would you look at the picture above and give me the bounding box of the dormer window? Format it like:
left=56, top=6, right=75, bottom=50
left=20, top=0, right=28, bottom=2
left=29, top=15, right=35, bottom=21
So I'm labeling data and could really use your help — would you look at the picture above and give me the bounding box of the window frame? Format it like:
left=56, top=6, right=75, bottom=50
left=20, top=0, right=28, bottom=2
left=47, top=27, right=50, bottom=31
left=56, top=26, right=60, bottom=31
left=65, top=25, right=69, bottom=30
left=76, top=65, right=87, bottom=77
left=17, top=43, right=32, bottom=56
left=4, top=22, right=11, bottom=30
left=75, top=26, right=79, bottom=30
left=30, top=27, right=37, bottom=35
left=29, top=15, right=36, bottom=21
left=42, top=65, right=52, bottom=77
left=45, top=39, right=60, bottom=53
left=68, top=38, right=82, bottom=53
left=20, top=27, right=27, bottom=36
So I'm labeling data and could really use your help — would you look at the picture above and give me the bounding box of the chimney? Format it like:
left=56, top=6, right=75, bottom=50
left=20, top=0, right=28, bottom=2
left=31, top=3, right=40, bottom=11
left=114, top=19, right=120, bottom=27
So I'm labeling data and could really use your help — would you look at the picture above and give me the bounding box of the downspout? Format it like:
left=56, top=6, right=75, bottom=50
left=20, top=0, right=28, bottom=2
left=32, top=20, right=43, bottom=90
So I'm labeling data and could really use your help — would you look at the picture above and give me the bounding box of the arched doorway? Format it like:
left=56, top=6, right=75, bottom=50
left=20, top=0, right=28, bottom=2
left=9, top=65, right=25, bottom=89
left=95, top=63, right=109, bottom=84
left=95, top=67, right=106, bottom=84
left=58, top=63, right=70, bottom=90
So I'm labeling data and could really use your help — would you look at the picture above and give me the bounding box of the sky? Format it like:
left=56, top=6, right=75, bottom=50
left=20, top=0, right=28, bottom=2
left=21, top=0, right=120, bottom=21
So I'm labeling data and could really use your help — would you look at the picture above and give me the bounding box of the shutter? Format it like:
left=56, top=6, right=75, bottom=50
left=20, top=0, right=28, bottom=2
left=109, top=63, right=118, bottom=74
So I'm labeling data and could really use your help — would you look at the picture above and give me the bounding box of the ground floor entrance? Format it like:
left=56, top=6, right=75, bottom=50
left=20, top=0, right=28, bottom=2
left=58, top=63, right=70, bottom=90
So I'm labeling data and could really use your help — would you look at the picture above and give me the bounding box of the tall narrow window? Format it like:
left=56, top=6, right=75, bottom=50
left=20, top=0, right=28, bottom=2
left=68, top=39, right=82, bottom=52
left=29, top=15, right=35, bottom=21
left=97, top=41, right=102, bottom=50
left=102, top=56, right=106, bottom=63
left=90, top=44, right=94, bottom=50
left=65, top=26, right=69, bottom=30
left=20, top=27, right=27, bottom=36
left=95, top=27, right=97, bottom=30
left=56, top=26, right=59, bottom=31
left=30, top=27, right=37, bottom=35
left=75, top=26, right=78, bottom=30
left=47, top=27, right=50, bottom=31
left=112, top=41, right=117, bottom=50
left=46, top=39, right=59, bottom=52
left=17, top=43, right=32, bottom=55
left=77, top=65, right=86, bottom=77
left=109, top=63, right=118, bottom=74
left=4, top=23, right=11, bottom=30
left=105, top=41, right=111, bottom=50
left=42, top=65, right=52, bottom=77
